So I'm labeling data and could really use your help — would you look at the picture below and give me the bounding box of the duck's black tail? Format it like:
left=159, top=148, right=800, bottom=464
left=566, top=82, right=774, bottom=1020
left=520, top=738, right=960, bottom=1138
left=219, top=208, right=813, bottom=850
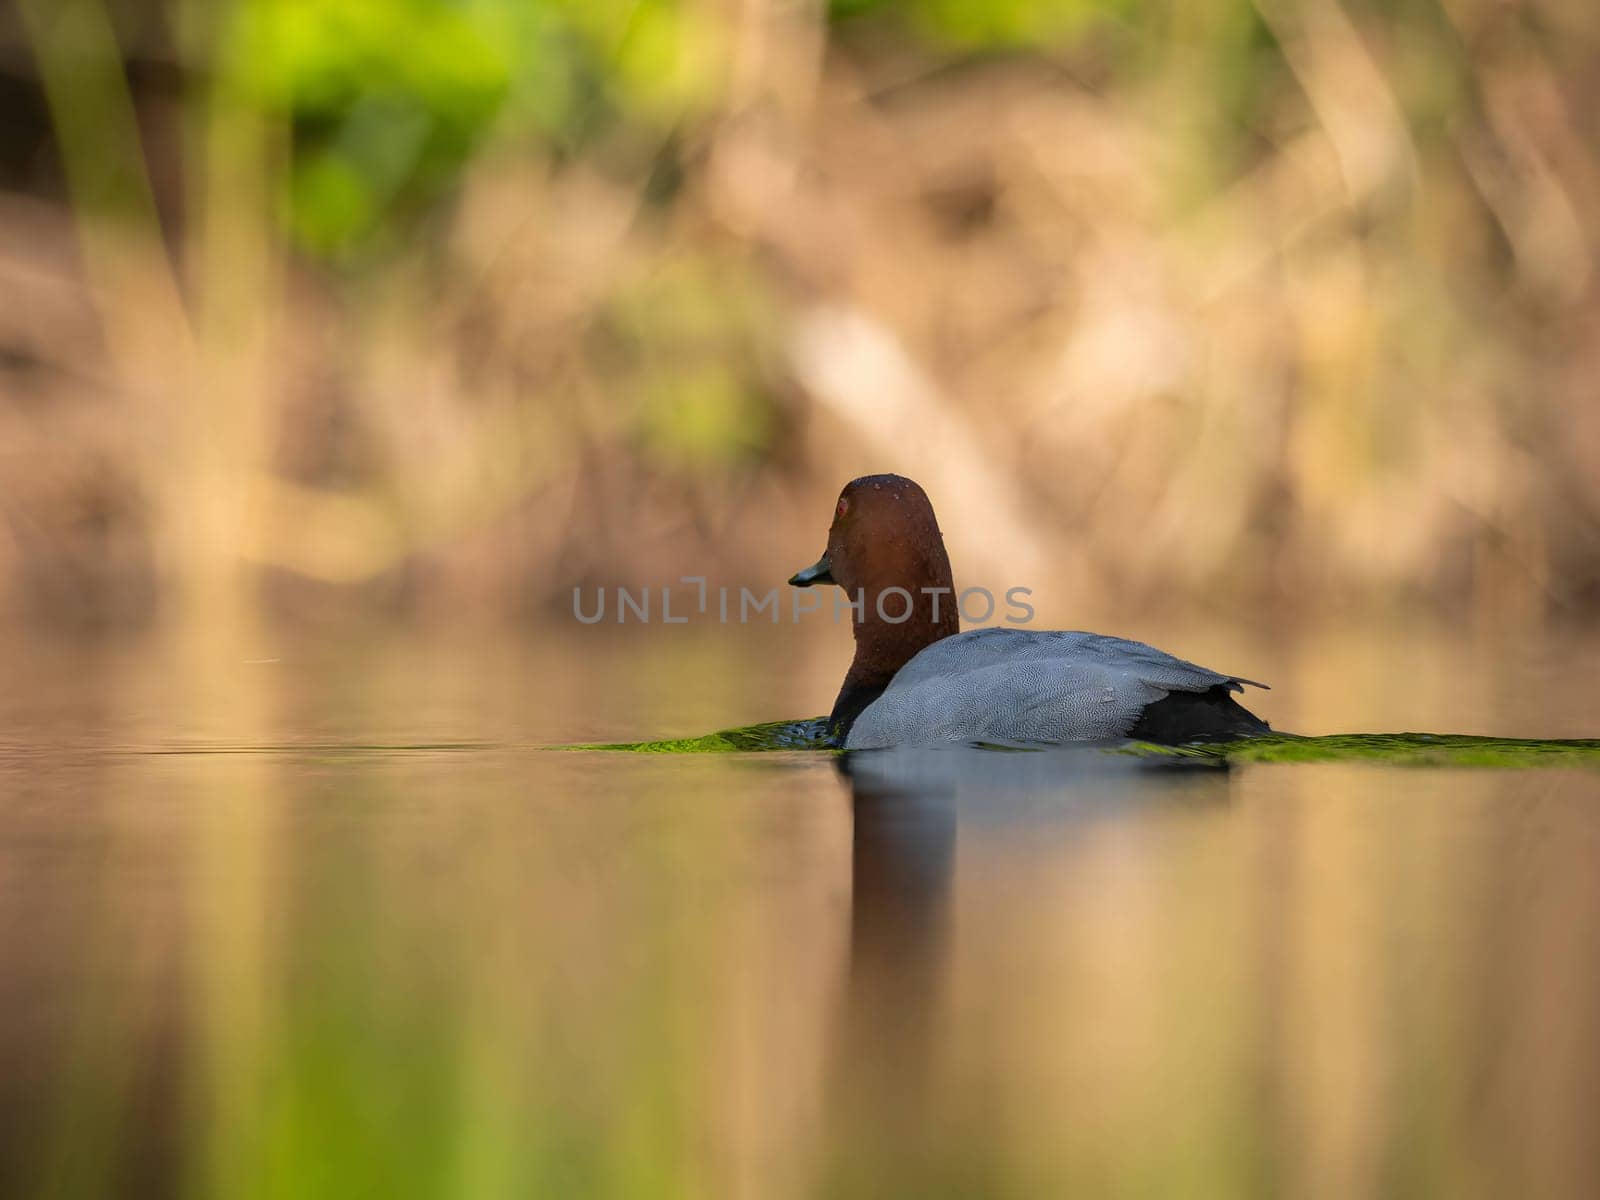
left=1127, top=685, right=1273, bottom=745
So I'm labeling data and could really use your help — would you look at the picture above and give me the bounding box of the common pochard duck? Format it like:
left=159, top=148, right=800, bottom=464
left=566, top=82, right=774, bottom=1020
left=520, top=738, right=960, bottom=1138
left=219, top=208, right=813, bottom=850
left=789, top=474, right=1271, bottom=749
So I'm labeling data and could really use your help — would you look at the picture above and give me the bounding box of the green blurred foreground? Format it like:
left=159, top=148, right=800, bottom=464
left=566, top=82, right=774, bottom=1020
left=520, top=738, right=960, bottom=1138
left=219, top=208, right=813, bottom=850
left=4, top=0, right=1600, bottom=630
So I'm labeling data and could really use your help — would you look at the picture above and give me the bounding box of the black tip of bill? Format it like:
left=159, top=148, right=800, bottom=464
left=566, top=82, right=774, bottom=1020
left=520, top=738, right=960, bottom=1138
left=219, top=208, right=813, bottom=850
left=788, top=554, right=834, bottom=587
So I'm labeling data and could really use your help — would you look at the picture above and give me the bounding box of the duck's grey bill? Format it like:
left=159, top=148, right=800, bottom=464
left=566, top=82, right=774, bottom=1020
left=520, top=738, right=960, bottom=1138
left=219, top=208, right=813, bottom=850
left=788, top=554, right=834, bottom=587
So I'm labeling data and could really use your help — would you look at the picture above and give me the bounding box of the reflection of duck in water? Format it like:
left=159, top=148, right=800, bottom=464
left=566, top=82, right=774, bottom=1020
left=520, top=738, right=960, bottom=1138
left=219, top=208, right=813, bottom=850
left=841, top=747, right=1231, bottom=997
left=824, top=752, right=957, bottom=1187
left=790, top=474, right=1271, bottom=749
left=844, top=756, right=956, bottom=1027
left=826, top=749, right=1234, bottom=1190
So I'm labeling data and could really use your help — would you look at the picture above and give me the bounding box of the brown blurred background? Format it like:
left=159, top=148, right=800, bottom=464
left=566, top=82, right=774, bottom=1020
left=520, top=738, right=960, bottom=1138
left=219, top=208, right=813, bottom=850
left=2, top=0, right=1598, bottom=634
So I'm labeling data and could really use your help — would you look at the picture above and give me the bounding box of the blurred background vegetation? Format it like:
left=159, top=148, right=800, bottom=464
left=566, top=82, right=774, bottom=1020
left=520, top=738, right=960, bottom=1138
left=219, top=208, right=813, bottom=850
left=2, top=0, right=1598, bottom=631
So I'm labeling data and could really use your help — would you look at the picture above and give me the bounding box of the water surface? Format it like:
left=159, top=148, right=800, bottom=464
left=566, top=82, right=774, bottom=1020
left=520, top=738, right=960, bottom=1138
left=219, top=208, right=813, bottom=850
left=2, top=624, right=1598, bottom=1198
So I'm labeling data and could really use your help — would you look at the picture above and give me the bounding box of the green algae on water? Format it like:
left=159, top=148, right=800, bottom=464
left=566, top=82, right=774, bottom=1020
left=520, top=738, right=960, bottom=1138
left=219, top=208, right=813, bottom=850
left=569, top=723, right=1600, bottom=769
left=1102, top=733, right=1600, bottom=769
left=1204, top=732, right=1600, bottom=769
left=569, top=717, right=834, bottom=754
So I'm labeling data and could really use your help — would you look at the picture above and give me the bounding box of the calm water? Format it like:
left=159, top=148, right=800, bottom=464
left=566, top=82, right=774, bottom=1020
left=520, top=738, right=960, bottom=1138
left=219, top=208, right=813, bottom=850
left=2, top=623, right=1599, bottom=1199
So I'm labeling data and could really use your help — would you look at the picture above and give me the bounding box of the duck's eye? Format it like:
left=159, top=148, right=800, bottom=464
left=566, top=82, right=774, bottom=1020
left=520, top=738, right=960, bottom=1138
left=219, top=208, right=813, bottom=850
left=836, top=497, right=850, bottom=518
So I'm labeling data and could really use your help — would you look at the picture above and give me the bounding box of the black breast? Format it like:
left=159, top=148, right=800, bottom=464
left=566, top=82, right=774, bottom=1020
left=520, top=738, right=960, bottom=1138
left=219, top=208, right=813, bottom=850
left=828, top=683, right=887, bottom=747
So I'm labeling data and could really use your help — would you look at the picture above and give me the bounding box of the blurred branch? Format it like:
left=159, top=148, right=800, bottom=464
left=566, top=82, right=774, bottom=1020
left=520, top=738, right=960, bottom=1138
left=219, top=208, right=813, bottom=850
left=15, top=0, right=193, bottom=371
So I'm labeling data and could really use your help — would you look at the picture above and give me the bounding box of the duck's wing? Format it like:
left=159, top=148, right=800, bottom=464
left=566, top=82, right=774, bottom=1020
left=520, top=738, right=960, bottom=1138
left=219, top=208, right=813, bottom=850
left=846, top=629, right=1267, bottom=749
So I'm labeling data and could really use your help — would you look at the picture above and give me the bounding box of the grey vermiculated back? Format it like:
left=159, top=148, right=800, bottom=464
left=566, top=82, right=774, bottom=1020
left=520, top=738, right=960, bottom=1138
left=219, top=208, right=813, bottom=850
left=844, top=628, right=1268, bottom=749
